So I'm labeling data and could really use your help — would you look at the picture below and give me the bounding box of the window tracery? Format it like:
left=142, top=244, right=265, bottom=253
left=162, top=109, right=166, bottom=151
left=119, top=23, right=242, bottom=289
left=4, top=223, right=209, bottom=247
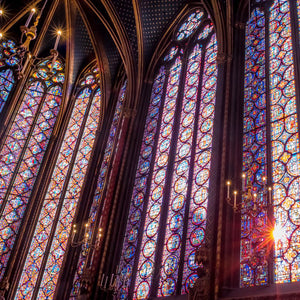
left=118, top=9, right=218, bottom=299
left=0, top=57, right=64, bottom=280
left=241, top=0, right=300, bottom=287
left=15, top=64, right=101, bottom=299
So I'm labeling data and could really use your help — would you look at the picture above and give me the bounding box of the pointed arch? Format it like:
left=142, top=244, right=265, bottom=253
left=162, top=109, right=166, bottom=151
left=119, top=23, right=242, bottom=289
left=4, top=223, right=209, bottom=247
left=14, top=62, right=103, bottom=299
left=118, top=7, right=218, bottom=299
left=0, top=57, right=64, bottom=280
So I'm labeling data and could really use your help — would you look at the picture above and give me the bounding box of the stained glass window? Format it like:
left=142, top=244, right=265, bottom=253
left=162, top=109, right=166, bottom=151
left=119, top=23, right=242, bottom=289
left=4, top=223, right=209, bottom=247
left=70, top=80, right=127, bottom=299
left=0, top=57, right=64, bottom=280
left=241, top=0, right=300, bottom=287
left=0, top=39, right=19, bottom=112
left=15, top=64, right=101, bottom=299
left=118, top=9, right=218, bottom=299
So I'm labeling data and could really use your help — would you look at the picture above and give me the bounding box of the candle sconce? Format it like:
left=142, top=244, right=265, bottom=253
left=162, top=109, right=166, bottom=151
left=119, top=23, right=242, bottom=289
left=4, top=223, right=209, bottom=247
left=71, top=223, right=102, bottom=249
left=0, top=4, right=63, bottom=78
left=226, top=173, right=272, bottom=214
left=98, top=272, right=118, bottom=295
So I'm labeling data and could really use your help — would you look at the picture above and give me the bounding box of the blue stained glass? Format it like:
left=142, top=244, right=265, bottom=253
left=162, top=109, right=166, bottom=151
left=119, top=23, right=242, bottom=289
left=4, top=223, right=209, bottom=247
left=118, top=9, right=217, bottom=299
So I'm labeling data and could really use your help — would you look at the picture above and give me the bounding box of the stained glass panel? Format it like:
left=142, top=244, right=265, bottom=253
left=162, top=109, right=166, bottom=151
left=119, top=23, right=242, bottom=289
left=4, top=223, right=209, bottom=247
left=70, top=80, right=127, bottom=298
left=158, top=44, right=202, bottom=297
left=134, top=58, right=182, bottom=300
left=119, top=9, right=217, bottom=299
left=182, top=33, right=217, bottom=293
left=0, top=81, right=44, bottom=208
left=15, top=73, right=101, bottom=298
left=118, top=69, right=166, bottom=300
left=242, top=0, right=300, bottom=287
left=269, top=0, right=300, bottom=283
left=176, top=10, right=204, bottom=41
left=0, top=69, right=14, bottom=112
left=241, top=7, right=268, bottom=287
left=0, top=85, right=62, bottom=279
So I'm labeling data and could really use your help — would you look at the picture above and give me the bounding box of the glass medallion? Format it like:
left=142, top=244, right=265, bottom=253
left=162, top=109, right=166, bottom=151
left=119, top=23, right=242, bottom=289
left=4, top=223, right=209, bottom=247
left=128, top=228, right=138, bottom=243
left=178, top=144, right=191, bottom=158
left=164, top=255, right=178, bottom=275
left=197, top=151, right=211, bottom=166
left=169, top=214, right=183, bottom=232
left=201, top=118, right=213, bottom=133
left=168, top=85, right=178, bottom=97
left=140, top=261, right=153, bottom=279
left=183, top=100, right=195, bottom=113
left=161, top=277, right=176, bottom=296
left=198, top=134, right=212, bottom=150
left=161, top=124, right=173, bottom=138
left=192, top=207, right=206, bottom=225
left=174, top=177, right=187, bottom=193
left=140, top=161, right=150, bottom=175
left=160, top=139, right=170, bottom=153
left=154, top=169, right=166, bottom=184
left=188, top=74, right=198, bottom=85
left=150, top=107, right=160, bottom=118
left=186, top=87, right=197, bottom=99
left=137, top=177, right=147, bottom=190
left=193, top=186, right=208, bottom=205
left=202, top=103, right=214, bottom=118
left=157, top=153, right=168, bottom=167
left=145, top=132, right=155, bottom=145
left=189, top=62, right=199, bottom=73
left=195, top=169, right=209, bottom=185
left=142, top=146, right=152, bottom=159
left=289, top=201, right=300, bottom=226
left=143, top=240, right=156, bottom=258
left=164, top=111, right=175, bottom=123
left=166, top=99, right=176, bottom=110
left=176, top=160, right=189, bottom=175
left=289, top=179, right=300, bottom=200
left=130, top=210, right=141, bottom=225
left=146, top=221, right=159, bottom=238
left=180, top=128, right=192, bottom=142
left=152, top=186, right=163, bottom=201
left=184, top=273, right=198, bottom=291
left=166, top=234, right=181, bottom=252
left=190, top=228, right=205, bottom=247
left=134, top=192, right=144, bottom=207
left=149, top=204, right=161, bottom=219
left=172, top=195, right=185, bottom=211
left=136, top=282, right=150, bottom=299
left=124, top=246, right=135, bottom=260
left=182, top=113, right=194, bottom=127
left=147, top=119, right=158, bottom=132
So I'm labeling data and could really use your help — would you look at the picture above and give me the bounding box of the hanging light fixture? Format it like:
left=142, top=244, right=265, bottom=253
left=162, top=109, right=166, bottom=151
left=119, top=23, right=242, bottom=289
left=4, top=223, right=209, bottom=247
left=0, top=0, right=64, bottom=78
left=226, top=173, right=272, bottom=214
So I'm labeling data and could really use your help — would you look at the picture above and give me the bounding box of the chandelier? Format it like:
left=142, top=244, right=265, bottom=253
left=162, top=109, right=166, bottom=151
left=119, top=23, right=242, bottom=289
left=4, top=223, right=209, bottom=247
left=0, top=1, right=63, bottom=78
left=226, top=173, right=272, bottom=214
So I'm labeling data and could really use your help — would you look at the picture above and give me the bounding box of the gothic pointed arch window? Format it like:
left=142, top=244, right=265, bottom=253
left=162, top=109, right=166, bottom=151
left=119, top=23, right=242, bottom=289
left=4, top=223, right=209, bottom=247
left=70, top=79, right=127, bottom=299
left=0, top=57, right=64, bottom=280
left=14, top=62, right=103, bottom=299
left=0, top=39, right=19, bottom=112
left=241, top=0, right=300, bottom=287
left=118, top=8, right=218, bottom=299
